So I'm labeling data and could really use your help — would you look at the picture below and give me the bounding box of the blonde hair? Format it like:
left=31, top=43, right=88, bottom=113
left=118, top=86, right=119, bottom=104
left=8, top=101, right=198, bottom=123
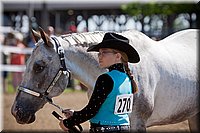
left=113, top=50, right=138, bottom=94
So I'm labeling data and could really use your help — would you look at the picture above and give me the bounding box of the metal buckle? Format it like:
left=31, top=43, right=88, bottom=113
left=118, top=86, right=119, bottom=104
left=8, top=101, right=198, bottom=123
left=58, top=46, right=64, bottom=55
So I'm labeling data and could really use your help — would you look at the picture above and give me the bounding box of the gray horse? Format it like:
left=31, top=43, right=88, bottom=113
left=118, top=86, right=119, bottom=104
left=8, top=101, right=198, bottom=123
left=11, top=28, right=199, bottom=132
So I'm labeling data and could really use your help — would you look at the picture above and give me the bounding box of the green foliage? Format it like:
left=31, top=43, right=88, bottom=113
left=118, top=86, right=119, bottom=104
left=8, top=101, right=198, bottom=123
left=121, top=3, right=199, bottom=16
left=6, top=73, right=15, bottom=94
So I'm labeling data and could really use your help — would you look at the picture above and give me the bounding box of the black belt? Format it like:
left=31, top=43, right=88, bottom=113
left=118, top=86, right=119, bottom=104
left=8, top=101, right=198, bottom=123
left=90, top=125, right=130, bottom=133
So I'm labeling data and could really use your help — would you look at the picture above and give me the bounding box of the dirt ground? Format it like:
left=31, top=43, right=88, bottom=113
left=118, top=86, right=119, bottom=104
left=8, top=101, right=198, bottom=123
left=3, top=91, right=190, bottom=132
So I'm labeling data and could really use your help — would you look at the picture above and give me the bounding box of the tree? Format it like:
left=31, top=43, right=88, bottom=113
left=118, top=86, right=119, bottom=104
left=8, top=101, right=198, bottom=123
left=121, top=2, right=199, bottom=38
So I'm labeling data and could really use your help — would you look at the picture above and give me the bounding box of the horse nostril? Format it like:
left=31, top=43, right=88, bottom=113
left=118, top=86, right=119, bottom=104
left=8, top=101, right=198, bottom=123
left=16, top=108, right=24, bottom=120
left=11, top=101, right=38, bottom=124
left=12, top=107, right=35, bottom=124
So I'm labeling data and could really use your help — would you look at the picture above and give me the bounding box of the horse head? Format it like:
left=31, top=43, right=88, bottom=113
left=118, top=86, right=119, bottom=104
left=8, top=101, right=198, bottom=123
left=11, top=27, right=70, bottom=124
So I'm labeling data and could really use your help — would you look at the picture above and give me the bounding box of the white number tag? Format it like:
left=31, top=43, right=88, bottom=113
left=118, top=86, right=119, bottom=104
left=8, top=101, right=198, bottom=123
left=114, top=94, right=133, bottom=115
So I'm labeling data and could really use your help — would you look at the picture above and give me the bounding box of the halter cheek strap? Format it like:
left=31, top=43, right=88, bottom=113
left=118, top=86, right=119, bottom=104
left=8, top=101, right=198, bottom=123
left=18, top=36, right=70, bottom=111
left=45, top=37, right=71, bottom=95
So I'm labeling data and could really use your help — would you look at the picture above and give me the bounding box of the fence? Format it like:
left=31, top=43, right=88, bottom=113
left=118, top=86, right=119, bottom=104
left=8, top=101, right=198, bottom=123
left=0, top=45, right=33, bottom=89
left=0, top=45, right=33, bottom=72
left=0, top=44, right=33, bottom=93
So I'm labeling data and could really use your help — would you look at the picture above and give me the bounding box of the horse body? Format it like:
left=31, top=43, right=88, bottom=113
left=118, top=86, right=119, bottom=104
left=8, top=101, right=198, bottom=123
left=143, top=30, right=198, bottom=126
left=11, top=28, right=199, bottom=132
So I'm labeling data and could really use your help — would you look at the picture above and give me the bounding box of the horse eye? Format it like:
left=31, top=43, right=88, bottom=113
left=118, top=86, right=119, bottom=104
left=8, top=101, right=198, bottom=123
left=38, top=66, right=44, bottom=73
left=33, top=61, right=46, bottom=73
left=34, top=65, right=45, bottom=73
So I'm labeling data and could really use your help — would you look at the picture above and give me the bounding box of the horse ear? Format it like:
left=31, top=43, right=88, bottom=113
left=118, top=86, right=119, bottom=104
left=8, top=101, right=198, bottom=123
left=31, top=29, right=40, bottom=42
left=38, top=27, right=53, bottom=47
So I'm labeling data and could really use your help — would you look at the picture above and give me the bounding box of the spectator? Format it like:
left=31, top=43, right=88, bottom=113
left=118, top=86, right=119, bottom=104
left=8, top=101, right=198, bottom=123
left=46, top=26, right=55, bottom=36
left=10, top=32, right=26, bottom=91
left=27, top=33, right=36, bottom=48
left=2, top=32, right=16, bottom=93
left=0, top=33, right=7, bottom=93
left=69, top=21, right=77, bottom=33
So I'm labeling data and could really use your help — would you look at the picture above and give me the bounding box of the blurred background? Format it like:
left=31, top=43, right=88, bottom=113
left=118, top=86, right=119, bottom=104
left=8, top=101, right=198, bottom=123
left=0, top=0, right=199, bottom=131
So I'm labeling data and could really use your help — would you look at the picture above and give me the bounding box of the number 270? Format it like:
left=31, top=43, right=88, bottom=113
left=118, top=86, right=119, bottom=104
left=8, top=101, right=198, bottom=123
left=117, top=97, right=131, bottom=113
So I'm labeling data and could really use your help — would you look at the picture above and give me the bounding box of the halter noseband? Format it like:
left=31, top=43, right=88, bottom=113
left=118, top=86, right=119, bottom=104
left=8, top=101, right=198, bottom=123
left=18, top=37, right=71, bottom=109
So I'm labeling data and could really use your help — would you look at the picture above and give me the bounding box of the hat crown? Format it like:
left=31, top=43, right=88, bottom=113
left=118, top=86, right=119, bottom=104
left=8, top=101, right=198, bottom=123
left=103, top=33, right=129, bottom=44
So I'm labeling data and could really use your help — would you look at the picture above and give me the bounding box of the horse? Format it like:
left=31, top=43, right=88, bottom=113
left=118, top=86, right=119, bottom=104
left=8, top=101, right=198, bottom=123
left=11, top=28, right=199, bottom=132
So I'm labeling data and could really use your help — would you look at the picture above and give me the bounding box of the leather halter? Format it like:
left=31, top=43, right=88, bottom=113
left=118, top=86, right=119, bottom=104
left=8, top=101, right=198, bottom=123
left=18, top=36, right=71, bottom=108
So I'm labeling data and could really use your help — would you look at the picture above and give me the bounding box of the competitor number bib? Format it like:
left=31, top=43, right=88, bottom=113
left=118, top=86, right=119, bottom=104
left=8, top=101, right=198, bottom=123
left=114, top=94, right=133, bottom=114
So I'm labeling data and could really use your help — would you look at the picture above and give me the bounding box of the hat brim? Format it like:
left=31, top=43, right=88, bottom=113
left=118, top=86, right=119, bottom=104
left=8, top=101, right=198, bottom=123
left=87, top=40, right=140, bottom=63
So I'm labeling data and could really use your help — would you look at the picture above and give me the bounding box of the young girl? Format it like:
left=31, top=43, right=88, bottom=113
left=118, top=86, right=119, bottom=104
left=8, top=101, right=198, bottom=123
left=59, top=32, right=140, bottom=132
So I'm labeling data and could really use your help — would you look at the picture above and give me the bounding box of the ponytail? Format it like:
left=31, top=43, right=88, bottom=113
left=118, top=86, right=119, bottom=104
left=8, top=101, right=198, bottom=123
left=115, top=50, right=138, bottom=94
left=123, top=62, right=138, bottom=94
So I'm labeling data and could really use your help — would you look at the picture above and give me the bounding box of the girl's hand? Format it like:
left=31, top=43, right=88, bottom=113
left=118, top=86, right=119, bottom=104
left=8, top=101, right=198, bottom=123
left=62, top=109, right=74, bottom=118
left=59, top=119, right=69, bottom=131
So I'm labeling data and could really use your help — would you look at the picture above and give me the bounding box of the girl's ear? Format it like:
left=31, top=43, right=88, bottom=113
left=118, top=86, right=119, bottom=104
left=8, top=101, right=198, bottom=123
left=115, top=53, right=122, bottom=62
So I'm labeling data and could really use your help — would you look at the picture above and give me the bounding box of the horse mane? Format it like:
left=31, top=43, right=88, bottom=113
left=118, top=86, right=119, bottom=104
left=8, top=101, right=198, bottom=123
left=61, top=31, right=106, bottom=47
left=61, top=29, right=153, bottom=45
left=60, top=30, right=156, bottom=58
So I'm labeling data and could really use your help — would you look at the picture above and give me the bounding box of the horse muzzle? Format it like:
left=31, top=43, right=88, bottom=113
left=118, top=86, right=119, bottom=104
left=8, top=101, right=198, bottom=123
left=11, top=103, right=36, bottom=124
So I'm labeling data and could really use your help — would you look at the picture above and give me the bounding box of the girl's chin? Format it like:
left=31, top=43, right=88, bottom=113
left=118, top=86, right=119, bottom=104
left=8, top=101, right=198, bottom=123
left=99, top=65, right=109, bottom=69
left=99, top=64, right=105, bottom=68
left=99, top=65, right=104, bottom=68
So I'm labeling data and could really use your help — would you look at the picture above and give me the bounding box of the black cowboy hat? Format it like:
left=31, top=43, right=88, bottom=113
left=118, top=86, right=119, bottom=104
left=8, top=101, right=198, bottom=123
left=87, top=32, right=140, bottom=63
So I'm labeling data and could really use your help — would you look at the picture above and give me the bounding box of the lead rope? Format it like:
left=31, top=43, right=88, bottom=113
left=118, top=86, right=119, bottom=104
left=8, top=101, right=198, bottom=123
left=52, top=111, right=83, bottom=133
left=45, top=97, right=64, bottom=112
left=48, top=96, right=83, bottom=133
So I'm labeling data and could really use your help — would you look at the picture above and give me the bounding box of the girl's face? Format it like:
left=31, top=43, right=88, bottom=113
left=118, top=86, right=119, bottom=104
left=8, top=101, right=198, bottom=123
left=98, top=48, right=122, bottom=68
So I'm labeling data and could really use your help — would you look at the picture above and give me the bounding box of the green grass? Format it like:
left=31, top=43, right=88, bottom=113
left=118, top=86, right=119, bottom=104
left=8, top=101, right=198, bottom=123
left=4, top=73, right=86, bottom=94
left=5, top=73, right=15, bottom=94
left=7, top=82, right=15, bottom=94
left=63, top=88, right=85, bottom=93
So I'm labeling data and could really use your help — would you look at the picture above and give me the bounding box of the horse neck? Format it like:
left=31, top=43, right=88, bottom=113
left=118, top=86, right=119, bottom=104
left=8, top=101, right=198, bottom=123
left=64, top=45, right=106, bottom=95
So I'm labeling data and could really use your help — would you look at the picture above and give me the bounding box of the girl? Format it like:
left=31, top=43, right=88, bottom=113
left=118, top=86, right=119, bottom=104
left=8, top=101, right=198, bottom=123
left=59, top=32, right=140, bottom=132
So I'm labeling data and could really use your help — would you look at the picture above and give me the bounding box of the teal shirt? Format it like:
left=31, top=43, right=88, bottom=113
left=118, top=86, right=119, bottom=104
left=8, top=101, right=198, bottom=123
left=90, top=70, right=132, bottom=125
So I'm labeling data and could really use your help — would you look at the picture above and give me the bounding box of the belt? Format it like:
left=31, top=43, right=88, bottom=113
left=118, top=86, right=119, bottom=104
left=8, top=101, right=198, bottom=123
left=90, top=125, right=130, bottom=133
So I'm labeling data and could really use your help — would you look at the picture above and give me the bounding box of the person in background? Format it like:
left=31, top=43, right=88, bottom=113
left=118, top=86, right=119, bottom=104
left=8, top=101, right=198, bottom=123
left=59, top=32, right=140, bottom=132
left=0, top=33, right=6, bottom=93
left=68, top=21, right=77, bottom=33
left=10, top=32, right=26, bottom=91
left=27, top=32, right=36, bottom=48
left=2, top=32, right=16, bottom=93
left=46, top=26, right=55, bottom=37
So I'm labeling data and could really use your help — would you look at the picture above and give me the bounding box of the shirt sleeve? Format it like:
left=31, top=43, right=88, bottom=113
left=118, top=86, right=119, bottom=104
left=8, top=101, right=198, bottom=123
left=63, top=73, right=114, bottom=128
